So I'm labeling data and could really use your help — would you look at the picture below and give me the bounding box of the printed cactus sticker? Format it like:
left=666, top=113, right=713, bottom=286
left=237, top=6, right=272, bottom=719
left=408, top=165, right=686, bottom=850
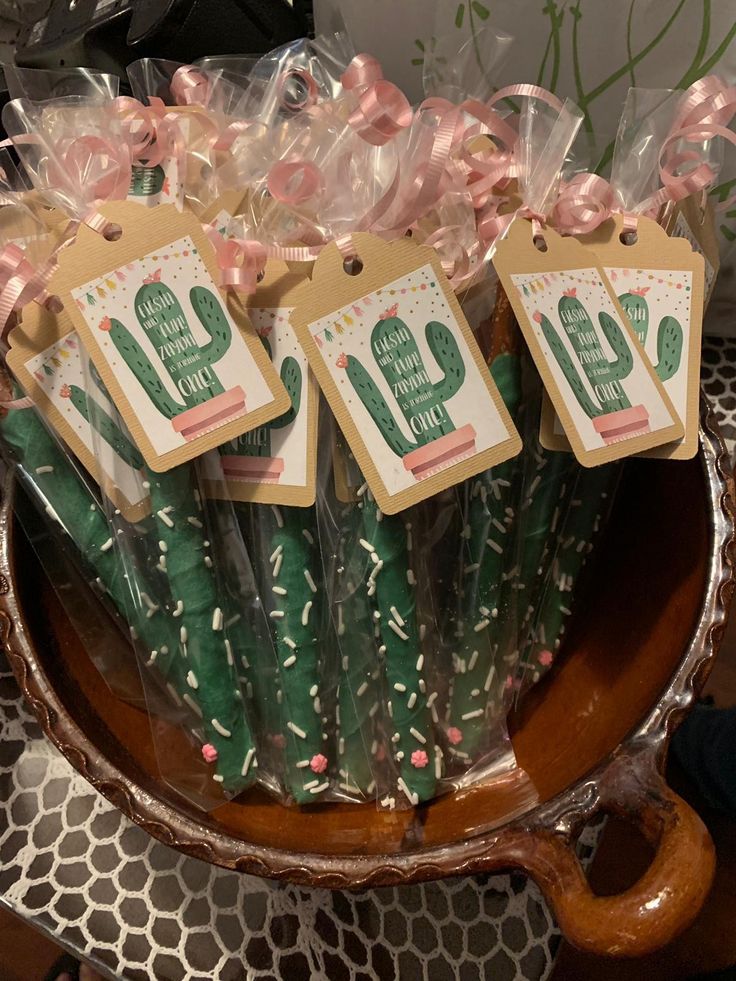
left=532, top=287, right=651, bottom=445
left=291, top=237, right=521, bottom=515
left=339, top=304, right=476, bottom=480
left=129, top=164, right=166, bottom=198
left=64, top=217, right=288, bottom=472
left=205, top=305, right=317, bottom=506
left=618, top=288, right=683, bottom=383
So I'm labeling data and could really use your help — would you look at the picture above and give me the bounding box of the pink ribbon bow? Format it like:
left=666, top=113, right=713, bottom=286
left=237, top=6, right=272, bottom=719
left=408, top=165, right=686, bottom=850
left=341, top=53, right=412, bottom=146
left=112, top=96, right=180, bottom=168
left=0, top=243, right=56, bottom=340
left=551, top=172, right=617, bottom=236
left=170, top=66, right=212, bottom=107
left=206, top=228, right=267, bottom=295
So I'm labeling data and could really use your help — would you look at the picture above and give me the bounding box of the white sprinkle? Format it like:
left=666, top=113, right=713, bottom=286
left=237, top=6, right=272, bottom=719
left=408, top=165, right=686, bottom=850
left=435, top=746, right=443, bottom=779
left=157, top=540, right=168, bottom=554
left=269, top=544, right=283, bottom=563
left=271, top=505, right=284, bottom=527
left=146, top=650, right=158, bottom=666
left=204, top=556, right=213, bottom=568
left=473, top=619, right=490, bottom=633
left=211, top=718, right=231, bottom=737
left=284, top=636, right=297, bottom=650
left=464, top=563, right=480, bottom=574
left=397, top=777, right=414, bottom=804
left=357, top=681, right=369, bottom=697
left=157, top=510, right=174, bottom=528
left=212, top=774, right=224, bottom=783
left=225, top=639, right=233, bottom=666
left=272, top=585, right=287, bottom=596
left=310, top=782, right=329, bottom=795
left=301, top=600, right=312, bottom=626
left=356, top=481, right=368, bottom=496
left=302, top=528, right=314, bottom=545
left=427, top=692, right=438, bottom=707
left=560, top=605, right=572, bottom=615
left=339, top=736, right=346, bottom=755
left=410, top=726, right=426, bottom=744
left=491, top=607, right=499, bottom=619
left=378, top=645, right=386, bottom=656
left=416, top=654, right=424, bottom=672
left=381, top=796, right=396, bottom=810
left=272, top=552, right=283, bottom=578
left=166, top=683, right=182, bottom=707
left=288, top=721, right=307, bottom=739
left=173, top=600, right=184, bottom=617
left=359, top=538, right=375, bottom=552
left=394, top=682, right=407, bottom=693
left=484, top=665, right=496, bottom=692
left=408, top=693, right=417, bottom=709
left=270, top=610, right=285, bottom=619
left=370, top=551, right=380, bottom=564
left=390, top=605, right=405, bottom=627
left=471, top=688, right=480, bottom=697
left=406, top=531, right=413, bottom=551
left=35, top=465, right=54, bottom=475
left=461, top=524, right=471, bottom=539
left=462, top=709, right=484, bottom=720
left=395, top=751, right=405, bottom=761
left=186, top=670, right=199, bottom=690
left=296, top=759, right=310, bottom=768
left=486, top=538, right=503, bottom=554
left=479, top=605, right=490, bottom=617
left=182, top=693, right=201, bottom=717
left=388, top=621, right=409, bottom=641
left=90, top=504, right=97, bottom=512
left=418, top=679, right=426, bottom=693
left=342, top=655, right=349, bottom=671
left=430, top=704, right=439, bottom=723
left=180, top=626, right=188, bottom=644
left=492, top=518, right=506, bottom=534
left=468, top=650, right=479, bottom=672
left=100, top=538, right=113, bottom=553
left=241, top=748, right=255, bottom=776
left=212, top=607, right=223, bottom=631
left=369, top=701, right=380, bottom=718
left=419, top=624, right=426, bottom=641
left=407, top=569, right=416, bottom=585
left=304, top=569, right=317, bottom=593
left=140, top=591, right=156, bottom=611
left=313, top=697, right=321, bottom=713
left=187, top=516, right=203, bottom=529
left=284, top=654, right=297, bottom=668
left=303, top=778, right=319, bottom=790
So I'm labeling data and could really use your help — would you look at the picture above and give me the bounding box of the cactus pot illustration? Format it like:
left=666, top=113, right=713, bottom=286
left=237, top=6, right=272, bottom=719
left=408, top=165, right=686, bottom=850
left=129, top=164, right=166, bottom=198
left=618, top=287, right=683, bottom=383
left=100, top=276, right=246, bottom=441
left=220, top=334, right=302, bottom=484
left=535, top=289, right=650, bottom=446
left=338, top=304, right=476, bottom=481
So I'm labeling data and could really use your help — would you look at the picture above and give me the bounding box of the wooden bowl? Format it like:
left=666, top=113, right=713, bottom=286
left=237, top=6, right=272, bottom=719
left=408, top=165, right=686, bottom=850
left=2, top=399, right=733, bottom=959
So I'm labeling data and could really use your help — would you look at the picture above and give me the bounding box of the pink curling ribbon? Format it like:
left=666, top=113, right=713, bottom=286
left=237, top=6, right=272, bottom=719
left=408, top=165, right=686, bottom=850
left=170, top=66, right=211, bottom=107
left=0, top=243, right=55, bottom=341
left=48, top=134, right=132, bottom=236
left=639, top=75, right=736, bottom=222
left=551, top=172, right=616, bottom=235
left=267, top=159, right=324, bottom=205
left=112, top=96, right=180, bottom=168
left=277, top=67, right=320, bottom=112
left=206, top=228, right=267, bottom=295
left=341, top=53, right=412, bottom=146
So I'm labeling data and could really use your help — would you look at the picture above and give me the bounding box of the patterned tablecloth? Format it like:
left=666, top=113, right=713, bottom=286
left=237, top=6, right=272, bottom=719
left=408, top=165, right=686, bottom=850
left=0, top=337, right=734, bottom=981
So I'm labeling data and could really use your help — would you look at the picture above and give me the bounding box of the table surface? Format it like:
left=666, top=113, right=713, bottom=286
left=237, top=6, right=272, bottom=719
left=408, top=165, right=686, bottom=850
left=1, top=336, right=734, bottom=981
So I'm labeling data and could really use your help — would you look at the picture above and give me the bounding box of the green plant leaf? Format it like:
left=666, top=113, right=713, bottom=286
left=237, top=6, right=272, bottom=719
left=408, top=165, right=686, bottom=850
left=414, top=38, right=425, bottom=51
left=411, top=58, right=424, bottom=66
left=455, top=3, right=465, bottom=27
left=472, top=1, right=490, bottom=18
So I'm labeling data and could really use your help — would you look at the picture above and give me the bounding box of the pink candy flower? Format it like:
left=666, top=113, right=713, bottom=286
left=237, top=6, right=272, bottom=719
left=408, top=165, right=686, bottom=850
left=411, top=749, right=429, bottom=769
left=447, top=727, right=463, bottom=746
left=310, top=753, right=328, bottom=774
left=538, top=649, right=554, bottom=667
left=336, top=352, right=348, bottom=369
left=201, top=743, right=218, bottom=764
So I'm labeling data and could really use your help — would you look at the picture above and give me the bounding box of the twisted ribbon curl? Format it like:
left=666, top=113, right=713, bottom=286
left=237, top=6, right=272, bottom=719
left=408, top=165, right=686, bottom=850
left=0, top=243, right=56, bottom=340
left=341, top=53, right=412, bottom=146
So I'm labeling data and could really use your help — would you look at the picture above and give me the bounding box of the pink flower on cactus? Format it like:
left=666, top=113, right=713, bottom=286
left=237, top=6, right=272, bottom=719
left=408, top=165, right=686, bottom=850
left=538, top=649, right=554, bottom=667
left=336, top=352, right=348, bottom=369
left=59, top=384, right=72, bottom=398
left=411, top=749, right=429, bottom=769
left=447, top=727, right=463, bottom=746
left=99, top=316, right=112, bottom=332
left=201, top=743, right=218, bottom=764
left=310, top=753, right=328, bottom=774
left=562, top=287, right=576, bottom=297
left=381, top=302, right=399, bottom=320
left=631, top=287, right=650, bottom=296
left=532, top=310, right=542, bottom=323
left=258, top=325, right=273, bottom=338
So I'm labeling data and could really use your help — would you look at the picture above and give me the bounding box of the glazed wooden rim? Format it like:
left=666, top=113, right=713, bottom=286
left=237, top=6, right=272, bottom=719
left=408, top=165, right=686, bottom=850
left=1, top=396, right=733, bottom=956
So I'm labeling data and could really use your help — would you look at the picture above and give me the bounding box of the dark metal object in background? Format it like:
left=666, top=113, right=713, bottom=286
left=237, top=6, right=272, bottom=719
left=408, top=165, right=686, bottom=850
left=14, top=0, right=311, bottom=85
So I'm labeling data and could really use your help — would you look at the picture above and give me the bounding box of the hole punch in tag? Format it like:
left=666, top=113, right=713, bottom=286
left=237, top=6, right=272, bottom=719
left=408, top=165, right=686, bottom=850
left=290, top=233, right=521, bottom=515
left=7, top=304, right=151, bottom=521
left=493, top=220, right=683, bottom=466
left=203, top=261, right=319, bottom=507
left=49, top=202, right=290, bottom=472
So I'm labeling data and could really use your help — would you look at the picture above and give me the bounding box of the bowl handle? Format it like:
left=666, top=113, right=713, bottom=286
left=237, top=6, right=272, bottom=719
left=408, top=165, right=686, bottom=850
left=515, top=759, right=715, bottom=957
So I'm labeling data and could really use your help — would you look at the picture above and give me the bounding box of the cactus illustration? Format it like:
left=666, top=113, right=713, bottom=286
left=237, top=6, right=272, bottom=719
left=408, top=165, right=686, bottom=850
left=619, top=289, right=683, bottom=383
left=101, top=279, right=245, bottom=439
left=535, top=289, right=649, bottom=444
left=129, top=164, right=166, bottom=198
left=60, top=382, right=144, bottom=470
left=339, top=306, right=475, bottom=479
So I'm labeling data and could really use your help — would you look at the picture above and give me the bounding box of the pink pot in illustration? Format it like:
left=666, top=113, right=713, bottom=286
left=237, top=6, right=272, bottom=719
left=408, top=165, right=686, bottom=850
left=592, top=404, right=650, bottom=445
left=220, top=456, right=285, bottom=484
left=172, top=387, right=246, bottom=442
left=403, top=424, right=477, bottom=481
